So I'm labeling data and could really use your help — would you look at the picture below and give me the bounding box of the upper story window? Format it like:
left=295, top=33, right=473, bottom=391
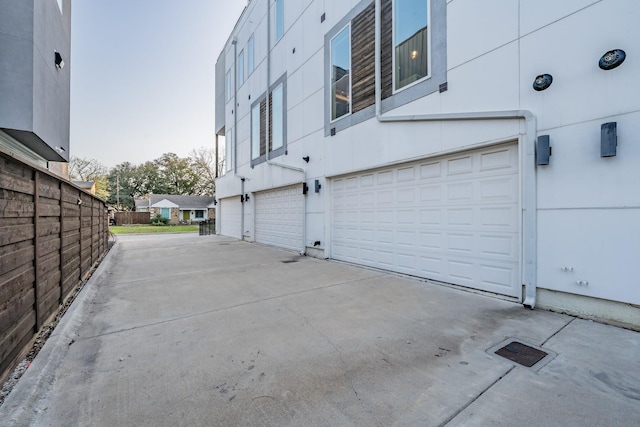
left=225, top=69, right=232, bottom=101
left=275, top=0, right=284, bottom=41
left=251, top=76, right=287, bottom=166
left=393, top=0, right=429, bottom=91
left=248, top=35, right=255, bottom=75
left=238, top=49, right=245, bottom=86
left=330, top=25, right=351, bottom=121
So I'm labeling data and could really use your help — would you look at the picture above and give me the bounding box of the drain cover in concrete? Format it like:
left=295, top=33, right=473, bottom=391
left=487, top=338, right=557, bottom=371
left=495, top=341, right=547, bottom=367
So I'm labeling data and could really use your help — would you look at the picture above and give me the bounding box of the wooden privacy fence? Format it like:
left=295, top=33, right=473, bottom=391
left=115, top=211, right=150, bottom=225
left=0, top=151, right=109, bottom=381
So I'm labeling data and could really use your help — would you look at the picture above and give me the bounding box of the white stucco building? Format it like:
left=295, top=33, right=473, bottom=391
left=214, top=0, right=639, bottom=327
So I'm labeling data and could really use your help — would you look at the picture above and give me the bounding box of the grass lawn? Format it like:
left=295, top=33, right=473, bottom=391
left=109, top=225, right=200, bottom=235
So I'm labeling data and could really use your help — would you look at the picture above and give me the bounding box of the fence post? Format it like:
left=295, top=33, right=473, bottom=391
left=59, top=182, right=64, bottom=305
left=33, top=171, right=41, bottom=331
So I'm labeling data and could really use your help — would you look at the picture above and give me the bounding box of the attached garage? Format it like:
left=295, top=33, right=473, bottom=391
left=255, top=184, right=304, bottom=251
left=331, top=143, right=520, bottom=297
left=220, top=196, right=242, bottom=239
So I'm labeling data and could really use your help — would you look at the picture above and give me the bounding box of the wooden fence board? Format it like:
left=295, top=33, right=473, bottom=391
left=0, top=224, right=34, bottom=247
left=0, top=264, right=34, bottom=305
left=0, top=321, right=34, bottom=377
left=0, top=152, right=108, bottom=382
left=0, top=245, right=34, bottom=277
left=0, top=199, right=34, bottom=218
left=0, top=289, right=34, bottom=338
left=0, top=172, right=34, bottom=196
left=0, top=311, right=35, bottom=376
left=0, top=311, right=35, bottom=360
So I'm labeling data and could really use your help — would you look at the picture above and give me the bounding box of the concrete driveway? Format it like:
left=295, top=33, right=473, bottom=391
left=1, top=233, right=639, bottom=426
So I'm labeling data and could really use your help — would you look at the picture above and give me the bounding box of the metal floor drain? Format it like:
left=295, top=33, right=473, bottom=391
left=495, top=341, right=547, bottom=367
left=487, top=338, right=557, bottom=371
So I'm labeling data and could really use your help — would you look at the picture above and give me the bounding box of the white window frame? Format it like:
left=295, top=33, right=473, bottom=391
left=238, top=49, right=245, bottom=86
left=329, top=24, right=352, bottom=123
left=248, top=35, right=255, bottom=75
left=275, top=0, right=284, bottom=42
left=392, top=0, right=432, bottom=93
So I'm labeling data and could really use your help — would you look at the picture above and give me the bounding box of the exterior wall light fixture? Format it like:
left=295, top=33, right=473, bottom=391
left=601, top=122, right=617, bottom=157
left=533, top=74, right=553, bottom=91
left=54, top=51, right=64, bottom=69
left=536, top=135, right=551, bottom=166
left=599, top=49, right=626, bottom=70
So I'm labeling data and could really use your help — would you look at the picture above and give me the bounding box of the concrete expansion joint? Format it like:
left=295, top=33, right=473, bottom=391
left=541, top=317, right=576, bottom=346
left=438, top=366, right=517, bottom=427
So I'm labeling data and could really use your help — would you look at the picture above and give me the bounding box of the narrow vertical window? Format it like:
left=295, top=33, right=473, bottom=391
left=272, top=84, right=284, bottom=150
left=275, top=0, right=284, bottom=41
left=251, top=104, right=261, bottom=159
left=330, top=25, right=351, bottom=121
left=248, top=35, right=255, bottom=75
left=225, top=128, right=233, bottom=172
left=225, top=69, right=232, bottom=101
left=238, top=49, right=245, bottom=86
left=393, top=0, right=429, bottom=91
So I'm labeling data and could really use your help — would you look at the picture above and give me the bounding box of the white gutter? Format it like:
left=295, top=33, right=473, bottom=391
left=374, top=0, right=537, bottom=308
left=264, top=0, right=307, bottom=255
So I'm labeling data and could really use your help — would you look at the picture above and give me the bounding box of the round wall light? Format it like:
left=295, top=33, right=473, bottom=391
left=599, top=49, right=626, bottom=70
left=533, top=74, right=553, bottom=91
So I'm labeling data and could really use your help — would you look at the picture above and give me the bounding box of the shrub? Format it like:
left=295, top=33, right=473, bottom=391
left=150, top=214, right=169, bottom=226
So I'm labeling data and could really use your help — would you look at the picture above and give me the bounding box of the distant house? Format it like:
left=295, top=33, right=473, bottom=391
left=72, top=181, right=96, bottom=195
left=135, top=194, right=216, bottom=224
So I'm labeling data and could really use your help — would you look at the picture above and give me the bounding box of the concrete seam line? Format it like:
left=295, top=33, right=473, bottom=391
left=78, top=274, right=386, bottom=341
left=541, top=317, right=576, bottom=346
left=438, top=366, right=517, bottom=427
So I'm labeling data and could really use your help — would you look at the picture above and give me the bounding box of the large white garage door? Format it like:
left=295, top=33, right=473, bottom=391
left=220, top=196, right=242, bottom=239
left=255, top=184, right=303, bottom=251
left=331, top=143, right=520, bottom=297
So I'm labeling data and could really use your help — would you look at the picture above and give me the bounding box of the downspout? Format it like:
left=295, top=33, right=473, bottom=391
left=374, top=0, right=537, bottom=308
left=264, top=0, right=307, bottom=255
left=232, top=36, right=246, bottom=240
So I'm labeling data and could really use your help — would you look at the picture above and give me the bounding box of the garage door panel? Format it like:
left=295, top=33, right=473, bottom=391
left=331, top=143, right=520, bottom=297
left=220, top=197, right=241, bottom=239
left=255, top=184, right=303, bottom=251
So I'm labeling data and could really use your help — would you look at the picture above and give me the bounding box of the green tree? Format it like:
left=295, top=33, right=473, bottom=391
left=68, top=156, right=110, bottom=200
left=154, top=153, right=200, bottom=195
left=107, top=162, right=149, bottom=210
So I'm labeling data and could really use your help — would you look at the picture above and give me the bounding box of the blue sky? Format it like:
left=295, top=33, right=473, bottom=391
left=70, top=0, right=246, bottom=168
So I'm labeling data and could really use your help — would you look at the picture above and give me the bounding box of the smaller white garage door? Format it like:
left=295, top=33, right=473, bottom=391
left=255, top=184, right=303, bottom=251
left=331, top=143, right=520, bottom=297
left=220, top=196, right=242, bottom=239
